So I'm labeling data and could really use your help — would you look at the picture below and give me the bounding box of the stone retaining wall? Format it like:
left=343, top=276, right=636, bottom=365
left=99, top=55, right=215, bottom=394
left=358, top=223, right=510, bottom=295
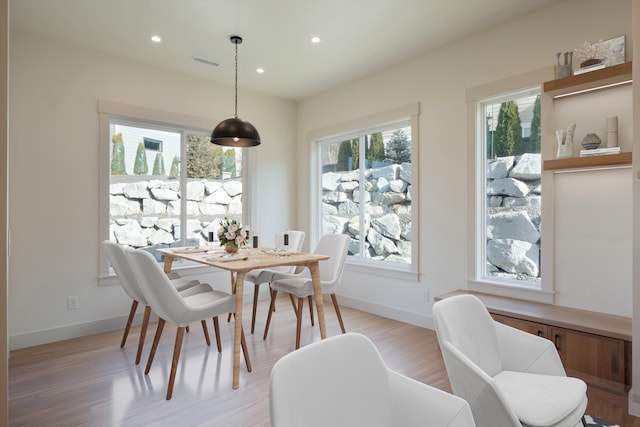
left=109, top=176, right=242, bottom=249
left=486, top=153, right=541, bottom=282
left=321, top=163, right=412, bottom=264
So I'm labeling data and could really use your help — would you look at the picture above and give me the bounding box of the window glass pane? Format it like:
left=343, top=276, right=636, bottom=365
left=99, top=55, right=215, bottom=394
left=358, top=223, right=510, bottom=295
left=109, top=123, right=182, bottom=257
left=320, top=123, right=412, bottom=266
left=482, top=91, right=541, bottom=286
left=108, top=121, right=243, bottom=263
left=185, top=133, right=243, bottom=251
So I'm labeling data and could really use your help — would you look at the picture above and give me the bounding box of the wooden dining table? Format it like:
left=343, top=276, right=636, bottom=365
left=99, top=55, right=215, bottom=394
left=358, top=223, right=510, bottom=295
left=157, top=247, right=330, bottom=389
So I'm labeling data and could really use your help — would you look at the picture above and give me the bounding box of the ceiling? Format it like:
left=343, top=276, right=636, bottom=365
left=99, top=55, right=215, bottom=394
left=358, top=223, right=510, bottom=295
left=10, top=0, right=561, bottom=101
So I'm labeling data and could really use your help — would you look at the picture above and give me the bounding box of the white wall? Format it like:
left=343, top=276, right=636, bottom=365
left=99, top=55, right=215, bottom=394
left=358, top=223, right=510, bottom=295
left=8, top=31, right=297, bottom=349
left=297, top=0, right=633, bottom=327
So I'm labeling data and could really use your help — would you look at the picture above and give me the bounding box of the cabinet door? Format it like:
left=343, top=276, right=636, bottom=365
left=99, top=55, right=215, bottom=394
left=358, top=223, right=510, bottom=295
left=551, top=327, right=626, bottom=394
left=492, top=314, right=549, bottom=339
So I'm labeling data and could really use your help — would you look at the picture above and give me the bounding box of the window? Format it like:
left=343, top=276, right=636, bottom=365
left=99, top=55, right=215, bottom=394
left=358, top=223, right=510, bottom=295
left=143, top=137, right=162, bottom=152
left=478, top=87, right=541, bottom=288
left=99, top=101, right=246, bottom=276
left=316, top=118, right=416, bottom=272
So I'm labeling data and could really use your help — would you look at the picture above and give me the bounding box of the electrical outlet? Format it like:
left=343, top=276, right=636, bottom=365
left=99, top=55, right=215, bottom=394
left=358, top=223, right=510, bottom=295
left=422, top=290, right=429, bottom=302
left=67, top=296, right=79, bottom=310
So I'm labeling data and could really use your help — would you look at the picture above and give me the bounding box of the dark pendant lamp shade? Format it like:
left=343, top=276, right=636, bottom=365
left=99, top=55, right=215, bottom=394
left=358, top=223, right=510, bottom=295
left=211, top=117, right=261, bottom=147
left=211, top=35, right=261, bottom=147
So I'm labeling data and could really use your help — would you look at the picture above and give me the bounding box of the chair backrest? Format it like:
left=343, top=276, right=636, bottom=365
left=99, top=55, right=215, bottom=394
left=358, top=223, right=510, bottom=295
left=270, top=333, right=393, bottom=427
left=277, top=230, right=305, bottom=274
left=284, top=230, right=305, bottom=252
left=125, top=247, right=188, bottom=324
left=432, top=294, right=502, bottom=377
left=314, top=233, right=349, bottom=293
left=102, top=240, right=147, bottom=304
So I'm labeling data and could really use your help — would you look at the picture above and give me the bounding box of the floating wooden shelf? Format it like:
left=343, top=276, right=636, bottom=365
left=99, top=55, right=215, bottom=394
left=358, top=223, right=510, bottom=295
left=543, top=61, right=632, bottom=98
left=543, top=152, right=632, bottom=171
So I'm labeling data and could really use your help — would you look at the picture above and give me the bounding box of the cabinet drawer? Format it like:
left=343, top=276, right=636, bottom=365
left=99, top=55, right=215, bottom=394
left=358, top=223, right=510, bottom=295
left=551, top=327, right=626, bottom=394
left=492, top=314, right=549, bottom=339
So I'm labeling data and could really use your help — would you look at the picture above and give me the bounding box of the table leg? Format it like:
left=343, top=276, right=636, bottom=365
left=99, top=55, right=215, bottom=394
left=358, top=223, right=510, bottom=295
left=228, top=271, right=236, bottom=323
left=232, top=271, right=245, bottom=389
left=309, top=261, right=327, bottom=340
left=163, top=254, right=175, bottom=274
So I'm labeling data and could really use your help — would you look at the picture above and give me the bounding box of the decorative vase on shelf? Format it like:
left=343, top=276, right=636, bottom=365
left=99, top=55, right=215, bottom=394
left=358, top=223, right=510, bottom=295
left=556, top=123, right=575, bottom=159
left=556, top=51, right=573, bottom=79
left=225, top=242, right=239, bottom=254
left=581, top=133, right=601, bottom=150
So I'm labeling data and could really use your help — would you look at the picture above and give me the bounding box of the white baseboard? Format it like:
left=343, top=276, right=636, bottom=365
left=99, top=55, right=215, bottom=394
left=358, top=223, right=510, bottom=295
left=337, top=295, right=435, bottom=331
left=10, top=293, right=434, bottom=351
left=9, top=312, right=149, bottom=351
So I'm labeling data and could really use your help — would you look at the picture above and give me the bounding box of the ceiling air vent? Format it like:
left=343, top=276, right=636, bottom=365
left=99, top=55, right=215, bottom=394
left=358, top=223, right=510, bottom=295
left=192, top=56, right=219, bottom=67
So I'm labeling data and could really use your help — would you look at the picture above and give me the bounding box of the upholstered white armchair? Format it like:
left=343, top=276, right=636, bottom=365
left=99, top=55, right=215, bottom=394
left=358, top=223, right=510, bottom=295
left=433, top=294, right=587, bottom=427
left=270, top=333, right=475, bottom=427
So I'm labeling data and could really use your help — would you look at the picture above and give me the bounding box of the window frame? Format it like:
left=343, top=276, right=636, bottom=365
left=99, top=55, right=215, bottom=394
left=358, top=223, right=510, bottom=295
left=308, top=103, right=420, bottom=280
left=97, top=100, right=251, bottom=283
left=466, top=68, right=555, bottom=304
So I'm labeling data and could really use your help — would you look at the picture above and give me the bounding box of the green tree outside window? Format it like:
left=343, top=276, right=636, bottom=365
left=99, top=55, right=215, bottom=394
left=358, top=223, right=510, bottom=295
left=186, top=135, right=223, bottom=179
left=529, top=95, right=541, bottom=153
left=385, top=129, right=411, bottom=164
left=133, top=141, right=149, bottom=175
left=110, top=133, right=126, bottom=175
left=493, top=101, right=523, bottom=157
left=152, top=151, right=165, bottom=176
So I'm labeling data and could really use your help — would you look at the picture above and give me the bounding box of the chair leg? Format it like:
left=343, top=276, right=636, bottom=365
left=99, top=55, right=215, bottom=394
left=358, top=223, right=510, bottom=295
left=200, top=320, right=211, bottom=346
left=331, top=294, right=346, bottom=333
left=289, top=293, right=298, bottom=311
left=251, top=284, right=260, bottom=334
left=213, top=316, right=222, bottom=352
left=308, top=295, right=314, bottom=326
left=145, top=318, right=165, bottom=375
left=135, top=305, right=151, bottom=365
left=240, top=326, right=252, bottom=372
left=263, top=290, right=278, bottom=340
left=121, top=300, right=139, bottom=348
left=166, top=326, right=185, bottom=400
left=295, top=297, right=304, bottom=349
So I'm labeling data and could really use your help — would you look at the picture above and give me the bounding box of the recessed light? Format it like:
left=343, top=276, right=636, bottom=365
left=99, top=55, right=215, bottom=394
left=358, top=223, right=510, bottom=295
left=256, top=67, right=265, bottom=74
left=310, top=36, right=321, bottom=44
left=150, top=35, right=162, bottom=43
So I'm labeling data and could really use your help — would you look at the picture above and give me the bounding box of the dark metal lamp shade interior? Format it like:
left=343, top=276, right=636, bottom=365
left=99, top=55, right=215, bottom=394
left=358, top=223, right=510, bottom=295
left=210, top=117, right=261, bottom=147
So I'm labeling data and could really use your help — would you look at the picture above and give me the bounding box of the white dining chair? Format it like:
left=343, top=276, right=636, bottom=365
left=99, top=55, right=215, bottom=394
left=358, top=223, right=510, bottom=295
left=244, top=230, right=305, bottom=334
left=433, top=294, right=588, bottom=427
left=264, top=233, right=349, bottom=349
left=125, top=246, right=251, bottom=400
left=103, top=240, right=215, bottom=364
left=270, top=333, right=476, bottom=427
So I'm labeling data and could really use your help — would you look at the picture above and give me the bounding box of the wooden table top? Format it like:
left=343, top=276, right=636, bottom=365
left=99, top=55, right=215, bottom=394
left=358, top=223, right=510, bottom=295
left=157, top=247, right=330, bottom=272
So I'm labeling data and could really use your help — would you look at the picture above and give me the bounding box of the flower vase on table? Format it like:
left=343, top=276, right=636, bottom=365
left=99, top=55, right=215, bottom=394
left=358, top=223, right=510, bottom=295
left=225, top=242, right=239, bottom=254
left=217, top=217, right=247, bottom=254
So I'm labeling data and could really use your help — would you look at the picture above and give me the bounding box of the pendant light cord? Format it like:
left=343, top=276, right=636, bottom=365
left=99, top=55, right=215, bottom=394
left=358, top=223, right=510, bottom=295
left=234, top=40, right=238, bottom=119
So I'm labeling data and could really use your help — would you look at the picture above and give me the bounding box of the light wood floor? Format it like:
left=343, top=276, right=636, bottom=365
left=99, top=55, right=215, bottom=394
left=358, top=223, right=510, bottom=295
left=9, top=297, right=640, bottom=426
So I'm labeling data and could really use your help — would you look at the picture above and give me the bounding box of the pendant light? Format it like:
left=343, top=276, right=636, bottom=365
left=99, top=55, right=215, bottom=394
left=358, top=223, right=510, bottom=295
left=211, top=36, right=261, bottom=147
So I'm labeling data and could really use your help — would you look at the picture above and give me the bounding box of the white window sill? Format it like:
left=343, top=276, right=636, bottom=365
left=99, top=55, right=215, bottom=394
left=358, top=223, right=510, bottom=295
left=467, top=279, right=554, bottom=304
